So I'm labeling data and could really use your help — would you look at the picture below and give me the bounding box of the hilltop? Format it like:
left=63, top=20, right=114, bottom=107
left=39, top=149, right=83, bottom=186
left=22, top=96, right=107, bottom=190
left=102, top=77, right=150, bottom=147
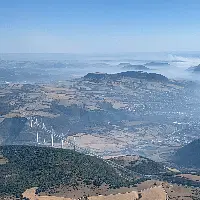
left=0, top=145, right=133, bottom=197
left=84, top=71, right=168, bottom=82
left=3, top=146, right=200, bottom=200
left=121, top=65, right=150, bottom=71
left=144, top=61, right=170, bottom=67
left=118, top=63, right=150, bottom=71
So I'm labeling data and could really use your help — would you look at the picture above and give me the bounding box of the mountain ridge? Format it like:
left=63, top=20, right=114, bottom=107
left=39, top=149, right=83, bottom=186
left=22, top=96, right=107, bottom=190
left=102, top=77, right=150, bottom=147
left=84, top=71, right=168, bottom=82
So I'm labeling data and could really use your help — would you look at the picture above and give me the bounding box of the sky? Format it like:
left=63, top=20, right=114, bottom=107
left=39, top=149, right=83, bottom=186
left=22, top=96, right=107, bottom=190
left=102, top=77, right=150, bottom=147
left=0, top=0, right=200, bottom=53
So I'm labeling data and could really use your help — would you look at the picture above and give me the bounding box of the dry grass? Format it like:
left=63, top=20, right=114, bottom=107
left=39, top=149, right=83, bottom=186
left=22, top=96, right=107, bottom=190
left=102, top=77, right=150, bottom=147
left=163, top=183, right=194, bottom=200
left=67, top=133, right=125, bottom=154
left=23, top=187, right=138, bottom=200
left=177, top=174, right=200, bottom=182
left=4, top=110, right=58, bottom=118
left=88, top=191, right=138, bottom=200
left=0, top=156, right=8, bottom=165
left=23, top=188, right=71, bottom=200
left=137, top=180, right=199, bottom=200
left=22, top=181, right=200, bottom=200
left=140, top=186, right=166, bottom=200
left=41, top=183, right=136, bottom=199
left=137, top=180, right=163, bottom=191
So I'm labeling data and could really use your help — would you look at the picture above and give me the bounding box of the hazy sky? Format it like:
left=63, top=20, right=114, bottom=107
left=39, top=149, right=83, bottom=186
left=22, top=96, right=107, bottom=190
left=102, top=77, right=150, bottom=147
left=0, top=0, right=200, bottom=53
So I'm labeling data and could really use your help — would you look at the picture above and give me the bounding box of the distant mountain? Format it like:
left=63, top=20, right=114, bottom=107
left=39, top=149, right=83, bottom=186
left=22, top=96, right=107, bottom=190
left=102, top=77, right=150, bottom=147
left=118, top=63, right=132, bottom=66
left=0, top=146, right=132, bottom=197
left=173, top=139, right=200, bottom=168
left=121, top=64, right=150, bottom=71
left=109, top=155, right=166, bottom=175
left=187, top=64, right=200, bottom=72
left=145, top=61, right=170, bottom=66
left=170, top=60, right=185, bottom=63
left=84, top=71, right=168, bottom=82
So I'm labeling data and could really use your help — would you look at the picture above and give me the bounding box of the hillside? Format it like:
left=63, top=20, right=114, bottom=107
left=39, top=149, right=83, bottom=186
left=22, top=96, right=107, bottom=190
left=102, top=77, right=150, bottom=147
left=0, top=145, right=132, bottom=197
left=173, top=139, right=200, bottom=168
left=109, top=155, right=166, bottom=175
left=84, top=71, right=168, bottom=82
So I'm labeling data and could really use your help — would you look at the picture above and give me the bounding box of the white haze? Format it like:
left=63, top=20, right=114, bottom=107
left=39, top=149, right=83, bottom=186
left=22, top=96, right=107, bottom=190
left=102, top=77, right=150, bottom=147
left=0, top=52, right=200, bottom=83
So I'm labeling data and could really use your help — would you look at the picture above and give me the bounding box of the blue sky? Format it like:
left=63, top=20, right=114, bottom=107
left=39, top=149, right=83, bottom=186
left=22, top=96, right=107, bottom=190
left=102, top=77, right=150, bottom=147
left=0, top=0, right=200, bottom=53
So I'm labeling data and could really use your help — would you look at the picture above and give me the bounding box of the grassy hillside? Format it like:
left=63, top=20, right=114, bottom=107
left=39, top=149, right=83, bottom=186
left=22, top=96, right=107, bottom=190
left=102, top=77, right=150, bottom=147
left=0, top=146, right=132, bottom=197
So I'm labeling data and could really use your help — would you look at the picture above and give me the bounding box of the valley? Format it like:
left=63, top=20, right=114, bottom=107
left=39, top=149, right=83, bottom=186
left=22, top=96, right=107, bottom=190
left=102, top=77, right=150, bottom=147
left=0, top=71, right=200, bottom=162
left=1, top=0, right=200, bottom=198
left=1, top=70, right=200, bottom=199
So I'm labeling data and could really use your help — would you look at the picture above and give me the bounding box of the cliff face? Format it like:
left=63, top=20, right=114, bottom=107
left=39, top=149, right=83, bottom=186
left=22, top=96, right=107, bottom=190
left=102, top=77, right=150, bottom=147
left=84, top=71, right=168, bottom=82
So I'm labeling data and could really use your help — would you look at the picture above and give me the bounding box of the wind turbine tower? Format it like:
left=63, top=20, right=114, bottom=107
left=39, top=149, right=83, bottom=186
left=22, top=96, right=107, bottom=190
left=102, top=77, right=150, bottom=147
left=36, top=132, right=39, bottom=143
left=51, top=134, right=54, bottom=147
left=35, top=118, right=38, bottom=125
left=61, top=139, right=64, bottom=148
left=73, top=136, right=76, bottom=152
left=30, top=119, right=33, bottom=128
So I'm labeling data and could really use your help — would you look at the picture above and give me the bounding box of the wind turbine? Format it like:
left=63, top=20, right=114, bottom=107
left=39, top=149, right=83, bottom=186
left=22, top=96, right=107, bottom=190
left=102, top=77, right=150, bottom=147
left=50, top=126, right=54, bottom=147
left=73, top=136, right=76, bottom=152
left=60, top=133, right=64, bottom=148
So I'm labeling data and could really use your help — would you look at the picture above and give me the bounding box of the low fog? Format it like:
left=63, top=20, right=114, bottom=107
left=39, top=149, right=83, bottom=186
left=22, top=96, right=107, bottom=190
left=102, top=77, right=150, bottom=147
left=0, top=52, right=200, bottom=84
